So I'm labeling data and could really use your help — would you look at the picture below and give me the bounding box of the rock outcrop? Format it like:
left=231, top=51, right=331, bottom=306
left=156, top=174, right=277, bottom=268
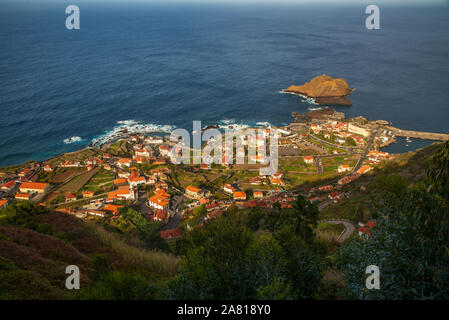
left=284, top=75, right=354, bottom=106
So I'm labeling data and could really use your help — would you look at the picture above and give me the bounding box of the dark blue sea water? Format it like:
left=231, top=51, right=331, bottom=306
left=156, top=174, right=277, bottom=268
left=1, top=2, right=449, bottom=166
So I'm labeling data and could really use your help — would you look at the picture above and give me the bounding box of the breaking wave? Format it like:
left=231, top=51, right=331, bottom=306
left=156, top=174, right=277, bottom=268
left=91, top=120, right=176, bottom=147
left=216, top=119, right=275, bottom=132
left=279, top=90, right=318, bottom=105
left=63, top=136, right=83, bottom=144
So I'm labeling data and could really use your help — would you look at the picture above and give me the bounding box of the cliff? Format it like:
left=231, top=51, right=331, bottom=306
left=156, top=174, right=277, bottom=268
left=284, top=75, right=354, bottom=106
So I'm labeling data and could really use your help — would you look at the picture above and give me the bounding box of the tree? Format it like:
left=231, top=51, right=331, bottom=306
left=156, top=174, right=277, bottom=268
left=345, top=137, right=356, bottom=146
left=167, top=213, right=255, bottom=299
left=0, top=202, right=48, bottom=227
left=167, top=211, right=324, bottom=300
left=192, top=204, right=206, bottom=217
left=265, top=196, right=319, bottom=243
left=36, top=223, right=53, bottom=235
left=427, top=141, right=449, bottom=200
left=78, top=271, right=161, bottom=300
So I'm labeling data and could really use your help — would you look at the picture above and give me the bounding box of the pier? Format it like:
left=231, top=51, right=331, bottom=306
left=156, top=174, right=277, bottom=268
left=385, top=126, right=449, bottom=141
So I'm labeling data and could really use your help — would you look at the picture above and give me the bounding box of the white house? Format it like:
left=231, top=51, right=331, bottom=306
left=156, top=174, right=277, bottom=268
left=303, top=156, right=314, bottom=165
left=129, top=176, right=146, bottom=188
left=338, top=164, right=352, bottom=173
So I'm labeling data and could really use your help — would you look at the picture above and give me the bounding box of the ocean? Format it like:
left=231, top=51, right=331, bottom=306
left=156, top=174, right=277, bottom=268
left=1, top=2, right=448, bottom=166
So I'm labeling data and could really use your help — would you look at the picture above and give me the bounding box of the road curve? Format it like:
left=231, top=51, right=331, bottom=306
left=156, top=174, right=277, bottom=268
left=320, top=219, right=356, bottom=243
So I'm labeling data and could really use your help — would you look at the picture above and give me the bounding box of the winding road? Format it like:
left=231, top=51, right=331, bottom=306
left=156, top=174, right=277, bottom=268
left=320, top=219, right=356, bottom=243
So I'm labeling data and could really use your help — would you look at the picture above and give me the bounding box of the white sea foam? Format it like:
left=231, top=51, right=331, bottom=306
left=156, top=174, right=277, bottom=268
left=216, top=120, right=274, bottom=133
left=279, top=90, right=318, bottom=105
left=63, top=136, right=83, bottom=144
left=308, top=107, right=324, bottom=111
left=91, top=120, right=176, bottom=147
left=255, top=121, right=271, bottom=127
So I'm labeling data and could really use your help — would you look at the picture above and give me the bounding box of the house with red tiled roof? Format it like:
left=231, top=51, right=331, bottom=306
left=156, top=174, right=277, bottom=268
left=148, top=190, right=170, bottom=210
left=271, top=171, right=283, bottom=179
left=338, top=164, right=352, bottom=173
left=18, top=168, right=32, bottom=178
left=206, top=202, right=219, bottom=212
left=186, top=185, right=202, bottom=198
left=319, top=185, right=334, bottom=192
left=1, top=180, right=16, bottom=191
left=270, top=177, right=284, bottom=186
left=117, top=158, right=132, bottom=168
left=200, top=163, right=211, bottom=170
left=357, top=165, right=372, bottom=175
left=135, top=149, right=151, bottom=158
left=303, top=156, right=314, bottom=164
left=104, top=204, right=124, bottom=215
left=328, top=192, right=344, bottom=201
left=249, top=177, right=262, bottom=185
left=153, top=209, right=169, bottom=223
left=129, top=176, right=146, bottom=188
left=310, top=123, right=320, bottom=134
left=159, top=145, right=171, bottom=157
left=233, top=191, right=246, bottom=201
left=223, top=184, right=236, bottom=194
left=65, top=192, right=77, bottom=202
left=0, top=199, right=8, bottom=210
left=359, top=220, right=377, bottom=238
left=368, top=150, right=390, bottom=163
left=160, top=228, right=182, bottom=240
left=19, top=182, right=48, bottom=194
left=15, top=193, right=31, bottom=200
left=107, top=187, right=135, bottom=202
left=254, top=191, right=263, bottom=199
left=82, top=191, right=94, bottom=199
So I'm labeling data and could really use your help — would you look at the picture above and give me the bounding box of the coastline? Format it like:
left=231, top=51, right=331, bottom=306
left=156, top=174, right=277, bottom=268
left=1, top=112, right=446, bottom=171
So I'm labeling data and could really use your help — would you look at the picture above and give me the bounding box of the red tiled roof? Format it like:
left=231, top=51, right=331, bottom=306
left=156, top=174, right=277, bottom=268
left=186, top=185, right=201, bottom=194
left=15, top=193, right=31, bottom=199
left=160, top=228, right=182, bottom=240
left=20, top=182, right=48, bottom=190
left=1, top=180, right=15, bottom=189
left=104, top=204, right=124, bottom=213
left=233, top=191, right=246, bottom=199
left=154, top=209, right=169, bottom=221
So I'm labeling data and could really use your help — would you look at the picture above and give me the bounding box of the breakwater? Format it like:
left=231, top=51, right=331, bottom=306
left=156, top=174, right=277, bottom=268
left=386, top=126, right=449, bottom=141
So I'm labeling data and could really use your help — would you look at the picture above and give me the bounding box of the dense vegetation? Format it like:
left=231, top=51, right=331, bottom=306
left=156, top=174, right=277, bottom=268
left=167, top=198, right=325, bottom=299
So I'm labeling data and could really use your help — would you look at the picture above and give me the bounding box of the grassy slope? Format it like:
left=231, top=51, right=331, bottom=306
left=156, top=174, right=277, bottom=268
left=0, top=212, right=178, bottom=299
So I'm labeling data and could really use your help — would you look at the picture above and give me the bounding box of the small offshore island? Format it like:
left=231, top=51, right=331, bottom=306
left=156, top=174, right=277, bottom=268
left=283, top=75, right=354, bottom=106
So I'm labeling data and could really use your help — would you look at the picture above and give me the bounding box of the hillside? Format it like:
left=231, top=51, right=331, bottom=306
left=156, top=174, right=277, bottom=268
left=0, top=208, right=178, bottom=299
left=0, top=142, right=446, bottom=300
left=319, top=142, right=442, bottom=222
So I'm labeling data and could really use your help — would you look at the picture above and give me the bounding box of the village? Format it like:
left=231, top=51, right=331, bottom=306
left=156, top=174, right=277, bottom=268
left=0, top=109, right=400, bottom=240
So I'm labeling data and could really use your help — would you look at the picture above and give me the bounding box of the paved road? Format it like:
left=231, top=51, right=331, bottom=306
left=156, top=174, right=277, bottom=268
left=161, top=194, right=184, bottom=231
left=321, top=219, right=356, bottom=243
left=353, top=129, right=378, bottom=173
left=315, top=158, right=323, bottom=174
left=317, top=199, right=333, bottom=211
